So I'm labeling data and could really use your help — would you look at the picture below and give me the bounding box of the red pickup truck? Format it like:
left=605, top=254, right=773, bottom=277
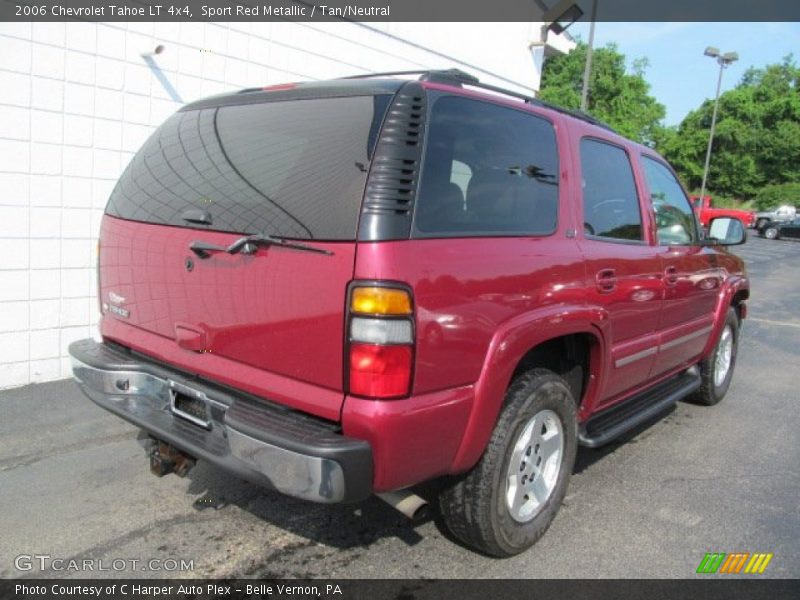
left=69, top=70, right=750, bottom=557
left=691, top=195, right=756, bottom=229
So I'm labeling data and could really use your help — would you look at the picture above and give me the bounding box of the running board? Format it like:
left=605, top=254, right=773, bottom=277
left=578, top=368, right=701, bottom=448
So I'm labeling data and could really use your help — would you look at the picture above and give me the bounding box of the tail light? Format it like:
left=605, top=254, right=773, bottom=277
left=347, top=284, right=414, bottom=398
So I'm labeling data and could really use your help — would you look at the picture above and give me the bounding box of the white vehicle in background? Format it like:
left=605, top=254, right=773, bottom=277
left=755, top=205, right=797, bottom=231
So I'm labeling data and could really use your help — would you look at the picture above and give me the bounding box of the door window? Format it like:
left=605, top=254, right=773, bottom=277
left=641, top=156, right=699, bottom=245
left=580, top=139, right=643, bottom=241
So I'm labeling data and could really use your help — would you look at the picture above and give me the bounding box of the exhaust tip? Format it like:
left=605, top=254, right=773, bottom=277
left=376, top=490, right=429, bottom=521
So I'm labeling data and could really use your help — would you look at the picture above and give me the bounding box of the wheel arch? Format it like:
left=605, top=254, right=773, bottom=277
left=449, top=306, right=607, bottom=473
left=510, top=333, right=600, bottom=412
left=701, top=276, right=749, bottom=359
left=732, top=287, right=749, bottom=321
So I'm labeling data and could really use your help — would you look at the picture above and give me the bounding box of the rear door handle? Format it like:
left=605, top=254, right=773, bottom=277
left=664, top=266, right=679, bottom=286
left=595, top=268, right=617, bottom=293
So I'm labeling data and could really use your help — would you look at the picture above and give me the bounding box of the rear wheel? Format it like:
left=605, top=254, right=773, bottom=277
left=764, top=226, right=779, bottom=240
left=691, top=307, right=739, bottom=406
left=439, top=369, right=577, bottom=557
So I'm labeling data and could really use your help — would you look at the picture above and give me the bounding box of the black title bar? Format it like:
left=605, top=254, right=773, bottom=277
left=3, top=0, right=800, bottom=22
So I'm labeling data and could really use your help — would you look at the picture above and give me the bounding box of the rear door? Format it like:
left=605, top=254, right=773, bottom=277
left=99, top=94, right=391, bottom=419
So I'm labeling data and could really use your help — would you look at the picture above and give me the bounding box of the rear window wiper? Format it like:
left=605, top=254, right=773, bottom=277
left=190, top=233, right=333, bottom=259
left=228, top=233, right=334, bottom=256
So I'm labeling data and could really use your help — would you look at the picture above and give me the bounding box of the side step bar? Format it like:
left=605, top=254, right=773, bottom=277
left=579, top=368, right=702, bottom=448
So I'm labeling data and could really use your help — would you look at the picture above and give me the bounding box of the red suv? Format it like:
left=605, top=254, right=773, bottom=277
left=70, top=70, right=749, bottom=556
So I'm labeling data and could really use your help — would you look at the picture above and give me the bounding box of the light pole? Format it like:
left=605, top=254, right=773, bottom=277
left=698, top=47, right=738, bottom=202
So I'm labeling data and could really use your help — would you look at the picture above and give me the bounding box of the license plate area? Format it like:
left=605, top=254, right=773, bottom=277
left=168, top=381, right=212, bottom=429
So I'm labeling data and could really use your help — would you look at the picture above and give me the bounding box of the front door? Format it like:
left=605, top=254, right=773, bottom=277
left=640, top=155, right=720, bottom=377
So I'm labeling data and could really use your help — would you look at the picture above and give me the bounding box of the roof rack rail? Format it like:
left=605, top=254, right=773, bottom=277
left=341, top=68, right=479, bottom=85
left=342, top=69, right=432, bottom=80
left=530, top=99, right=617, bottom=133
left=341, top=69, right=617, bottom=133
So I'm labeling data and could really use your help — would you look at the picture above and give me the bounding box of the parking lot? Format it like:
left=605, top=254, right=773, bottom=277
left=1, top=234, right=798, bottom=579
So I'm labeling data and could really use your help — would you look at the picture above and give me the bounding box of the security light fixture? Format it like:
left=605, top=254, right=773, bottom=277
left=544, top=0, right=584, bottom=34
left=141, top=44, right=165, bottom=58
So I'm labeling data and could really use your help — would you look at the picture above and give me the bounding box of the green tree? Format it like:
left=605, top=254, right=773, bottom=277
left=538, top=42, right=666, bottom=145
left=659, top=55, right=800, bottom=201
left=753, top=182, right=800, bottom=210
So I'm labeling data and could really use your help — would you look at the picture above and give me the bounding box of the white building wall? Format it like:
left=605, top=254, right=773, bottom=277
left=0, top=21, right=572, bottom=389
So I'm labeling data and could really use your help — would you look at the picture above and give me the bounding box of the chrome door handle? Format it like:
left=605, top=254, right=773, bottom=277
left=595, top=268, right=617, bottom=293
left=664, top=266, right=679, bottom=286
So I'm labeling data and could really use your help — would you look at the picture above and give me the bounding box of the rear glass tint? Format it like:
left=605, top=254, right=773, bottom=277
left=106, top=95, right=390, bottom=240
left=414, top=96, right=559, bottom=237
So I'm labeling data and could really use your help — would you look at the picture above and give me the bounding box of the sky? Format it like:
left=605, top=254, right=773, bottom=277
left=568, top=22, right=800, bottom=126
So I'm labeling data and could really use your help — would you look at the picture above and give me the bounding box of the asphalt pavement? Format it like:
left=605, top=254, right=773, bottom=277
left=1, top=234, right=798, bottom=579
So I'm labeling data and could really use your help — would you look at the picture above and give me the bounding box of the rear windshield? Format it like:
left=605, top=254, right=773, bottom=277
left=106, top=95, right=390, bottom=240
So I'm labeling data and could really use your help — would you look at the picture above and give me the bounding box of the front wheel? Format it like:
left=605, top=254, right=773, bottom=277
left=764, top=226, right=779, bottom=240
left=439, top=369, right=577, bottom=557
left=755, top=218, right=769, bottom=230
left=690, top=307, right=739, bottom=406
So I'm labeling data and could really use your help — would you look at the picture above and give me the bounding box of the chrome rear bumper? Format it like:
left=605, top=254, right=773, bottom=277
left=69, top=339, right=372, bottom=504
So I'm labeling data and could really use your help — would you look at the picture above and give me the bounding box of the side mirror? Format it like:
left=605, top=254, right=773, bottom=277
left=708, top=217, right=746, bottom=246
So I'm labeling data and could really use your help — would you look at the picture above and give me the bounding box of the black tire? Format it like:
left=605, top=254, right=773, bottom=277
left=764, top=226, right=779, bottom=240
left=439, top=369, right=577, bottom=557
left=755, top=218, right=769, bottom=231
left=690, top=307, right=739, bottom=406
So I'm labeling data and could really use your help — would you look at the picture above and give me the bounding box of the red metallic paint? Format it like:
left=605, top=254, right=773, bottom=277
left=102, top=317, right=346, bottom=422
left=97, top=82, right=749, bottom=492
left=341, top=384, right=473, bottom=492
left=352, top=237, right=589, bottom=395
left=98, top=215, right=356, bottom=421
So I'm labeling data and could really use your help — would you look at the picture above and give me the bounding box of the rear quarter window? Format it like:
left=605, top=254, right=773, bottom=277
left=105, top=95, right=390, bottom=240
left=413, top=96, right=559, bottom=237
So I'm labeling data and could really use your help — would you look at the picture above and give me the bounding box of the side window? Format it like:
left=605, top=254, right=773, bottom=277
left=414, top=96, right=559, bottom=237
left=580, top=139, right=643, bottom=241
left=641, top=156, right=698, bottom=245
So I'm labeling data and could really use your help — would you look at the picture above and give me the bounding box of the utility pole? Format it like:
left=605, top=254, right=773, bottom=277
left=580, top=0, right=598, bottom=112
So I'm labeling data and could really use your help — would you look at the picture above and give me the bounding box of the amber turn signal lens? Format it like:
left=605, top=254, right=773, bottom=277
left=350, top=287, right=412, bottom=315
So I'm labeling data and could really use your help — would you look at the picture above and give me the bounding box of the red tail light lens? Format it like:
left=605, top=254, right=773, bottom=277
left=349, top=343, right=412, bottom=398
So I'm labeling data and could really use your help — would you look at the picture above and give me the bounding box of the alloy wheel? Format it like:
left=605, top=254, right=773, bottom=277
left=505, top=409, right=564, bottom=523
